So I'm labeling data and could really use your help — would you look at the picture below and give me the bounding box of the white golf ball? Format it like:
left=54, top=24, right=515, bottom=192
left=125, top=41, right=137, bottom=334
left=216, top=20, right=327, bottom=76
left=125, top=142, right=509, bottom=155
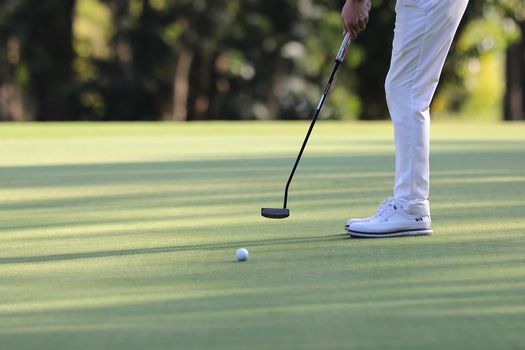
left=235, top=248, right=249, bottom=262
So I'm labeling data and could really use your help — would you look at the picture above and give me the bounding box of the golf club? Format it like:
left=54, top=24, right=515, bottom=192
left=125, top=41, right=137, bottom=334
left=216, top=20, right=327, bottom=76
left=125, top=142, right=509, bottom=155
left=261, top=33, right=352, bottom=219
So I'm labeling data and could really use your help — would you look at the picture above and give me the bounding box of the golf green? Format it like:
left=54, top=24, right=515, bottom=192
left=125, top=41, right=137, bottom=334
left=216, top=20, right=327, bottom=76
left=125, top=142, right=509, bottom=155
left=1, top=122, right=524, bottom=349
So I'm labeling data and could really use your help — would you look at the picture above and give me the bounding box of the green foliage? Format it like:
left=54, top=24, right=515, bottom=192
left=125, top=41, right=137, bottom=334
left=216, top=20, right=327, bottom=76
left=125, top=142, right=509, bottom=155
left=0, top=0, right=525, bottom=120
left=434, top=1, right=524, bottom=120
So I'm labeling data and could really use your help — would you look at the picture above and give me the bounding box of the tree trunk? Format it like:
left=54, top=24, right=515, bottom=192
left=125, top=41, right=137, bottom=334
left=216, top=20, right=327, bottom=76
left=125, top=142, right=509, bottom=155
left=266, top=57, right=284, bottom=120
left=504, top=20, right=525, bottom=121
left=0, top=83, right=24, bottom=121
left=172, top=50, right=193, bottom=121
left=188, top=52, right=213, bottom=121
left=31, top=0, right=77, bottom=121
left=356, top=2, right=395, bottom=120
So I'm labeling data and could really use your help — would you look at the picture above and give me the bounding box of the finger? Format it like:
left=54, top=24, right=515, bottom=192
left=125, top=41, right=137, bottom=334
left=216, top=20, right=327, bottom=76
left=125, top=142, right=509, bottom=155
left=342, top=15, right=351, bottom=33
left=348, top=27, right=358, bottom=40
left=357, top=18, right=367, bottom=32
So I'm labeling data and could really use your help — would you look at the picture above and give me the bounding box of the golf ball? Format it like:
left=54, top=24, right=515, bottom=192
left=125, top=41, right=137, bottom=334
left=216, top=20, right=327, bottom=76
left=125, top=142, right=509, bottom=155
left=235, top=248, right=249, bottom=262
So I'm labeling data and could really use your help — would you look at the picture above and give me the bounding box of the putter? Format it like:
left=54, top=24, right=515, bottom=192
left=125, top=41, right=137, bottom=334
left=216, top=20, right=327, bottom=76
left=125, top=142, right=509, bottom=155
left=261, top=33, right=352, bottom=219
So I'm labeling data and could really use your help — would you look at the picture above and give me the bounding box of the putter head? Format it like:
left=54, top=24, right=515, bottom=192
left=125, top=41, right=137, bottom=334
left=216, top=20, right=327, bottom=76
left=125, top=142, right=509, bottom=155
left=261, top=208, right=290, bottom=219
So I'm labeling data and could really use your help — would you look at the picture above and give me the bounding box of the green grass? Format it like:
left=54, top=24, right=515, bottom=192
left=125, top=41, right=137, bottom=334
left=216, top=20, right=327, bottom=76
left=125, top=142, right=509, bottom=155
left=1, top=121, right=524, bottom=350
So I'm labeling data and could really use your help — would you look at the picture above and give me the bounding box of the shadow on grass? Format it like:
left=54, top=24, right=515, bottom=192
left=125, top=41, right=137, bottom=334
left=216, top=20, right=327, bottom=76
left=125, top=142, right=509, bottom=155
left=0, top=233, right=348, bottom=265
left=1, top=148, right=524, bottom=213
left=1, top=227, right=523, bottom=266
left=0, top=146, right=523, bottom=247
left=1, top=146, right=524, bottom=190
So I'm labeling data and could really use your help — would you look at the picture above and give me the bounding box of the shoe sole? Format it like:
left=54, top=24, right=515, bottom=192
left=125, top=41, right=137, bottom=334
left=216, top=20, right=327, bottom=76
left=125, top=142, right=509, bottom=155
left=347, top=228, right=433, bottom=238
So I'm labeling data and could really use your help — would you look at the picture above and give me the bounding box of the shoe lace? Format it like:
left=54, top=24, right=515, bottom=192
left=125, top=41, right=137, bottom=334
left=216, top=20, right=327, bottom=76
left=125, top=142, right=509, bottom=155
left=375, top=197, right=394, bottom=217
left=376, top=198, right=404, bottom=221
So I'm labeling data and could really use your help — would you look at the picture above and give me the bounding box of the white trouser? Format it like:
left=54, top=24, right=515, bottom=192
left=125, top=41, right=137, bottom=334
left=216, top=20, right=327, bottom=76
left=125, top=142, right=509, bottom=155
left=385, top=0, right=468, bottom=216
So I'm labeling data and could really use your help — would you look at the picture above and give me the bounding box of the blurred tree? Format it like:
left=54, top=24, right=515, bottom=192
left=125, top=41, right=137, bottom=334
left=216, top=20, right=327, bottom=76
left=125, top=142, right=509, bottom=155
left=82, top=0, right=175, bottom=120
left=0, top=5, right=24, bottom=121
left=0, top=0, right=78, bottom=121
left=173, top=0, right=307, bottom=120
left=0, top=0, right=524, bottom=121
left=500, top=1, right=525, bottom=120
left=505, top=21, right=525, bottom=120
left=352, top=0, right=395, bottom=120
left=433, top=0, right=525, bottom=120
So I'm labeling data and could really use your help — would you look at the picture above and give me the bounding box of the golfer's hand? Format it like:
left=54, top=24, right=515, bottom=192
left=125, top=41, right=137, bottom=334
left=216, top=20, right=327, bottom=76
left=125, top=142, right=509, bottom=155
left=341, top=0, right=372, bottom=40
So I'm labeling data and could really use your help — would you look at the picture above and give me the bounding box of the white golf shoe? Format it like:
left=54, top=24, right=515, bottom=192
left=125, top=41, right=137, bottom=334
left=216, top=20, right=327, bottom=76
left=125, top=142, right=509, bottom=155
left=344, top=196, right=394, bottom=231
left=347, top=199, right=432, bottom=238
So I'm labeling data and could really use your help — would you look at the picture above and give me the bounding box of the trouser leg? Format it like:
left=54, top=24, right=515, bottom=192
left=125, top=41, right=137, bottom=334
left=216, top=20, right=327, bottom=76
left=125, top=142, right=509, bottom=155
left=385, top=0, right=469, bottom=216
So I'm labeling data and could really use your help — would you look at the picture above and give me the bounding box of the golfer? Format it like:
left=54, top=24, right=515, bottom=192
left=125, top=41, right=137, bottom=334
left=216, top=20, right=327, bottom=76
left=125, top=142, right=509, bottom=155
left=343, top=0, right=469, bottom=238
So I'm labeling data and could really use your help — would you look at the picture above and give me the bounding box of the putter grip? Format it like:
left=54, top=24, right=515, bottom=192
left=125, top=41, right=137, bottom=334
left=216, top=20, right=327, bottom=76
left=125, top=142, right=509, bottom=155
left=336, top=32, right=351, bottom=63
